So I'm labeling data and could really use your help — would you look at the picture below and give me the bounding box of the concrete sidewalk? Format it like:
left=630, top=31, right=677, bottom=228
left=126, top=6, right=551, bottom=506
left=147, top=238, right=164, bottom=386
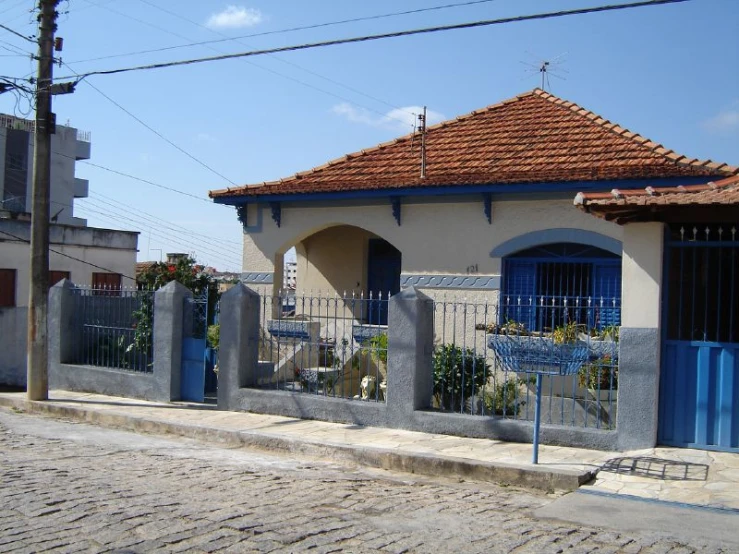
left=0, top=390, right=737, bottom=510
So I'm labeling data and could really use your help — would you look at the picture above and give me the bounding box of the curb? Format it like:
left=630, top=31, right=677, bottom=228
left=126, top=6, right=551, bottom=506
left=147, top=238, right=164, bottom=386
left=0, top=396, right=594, bottom=492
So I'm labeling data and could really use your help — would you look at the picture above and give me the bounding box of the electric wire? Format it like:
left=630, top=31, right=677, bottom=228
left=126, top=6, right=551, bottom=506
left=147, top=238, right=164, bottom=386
left=56, top=0, right=692, bottom=82
left=78, top=0, right=416, bottom=128
left=80, top=196, right=243, bottom=257
left=0, top=228, right=138, bottom=281
left=74, top=204, right=243, bottom=269
left=0, top=21, right=33, bottom=43
left=71, top=0, right=500, bottom=65
left=91, top=191, right=242, bottom=247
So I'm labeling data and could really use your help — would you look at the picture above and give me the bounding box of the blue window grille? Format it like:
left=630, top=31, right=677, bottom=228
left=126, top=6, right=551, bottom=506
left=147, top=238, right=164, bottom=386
left=501, top=243, right=621, bottom=332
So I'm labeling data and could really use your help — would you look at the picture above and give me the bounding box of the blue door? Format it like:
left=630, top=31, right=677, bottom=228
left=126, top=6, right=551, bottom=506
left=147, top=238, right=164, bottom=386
left=367, top=239, right=401, bottom=325
left=659, top=225, right=739, bottom=452
left=181, top=292, right=208, bottom=402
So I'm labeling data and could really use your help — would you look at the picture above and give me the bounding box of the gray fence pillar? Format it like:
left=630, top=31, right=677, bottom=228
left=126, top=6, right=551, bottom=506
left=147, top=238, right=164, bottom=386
left=616, top=328, right=661, bottom=450
left=386, top=287, right=434, bottom=422
left=49, top=279, right=78, bottom=367
left=153, top=281, right=191, bottom=401
left=217, top=282, right=260, bottom=411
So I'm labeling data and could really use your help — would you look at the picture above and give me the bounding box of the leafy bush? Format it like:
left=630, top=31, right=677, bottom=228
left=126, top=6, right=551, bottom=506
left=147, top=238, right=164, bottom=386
left=207, top=324, right=220, bottom=350
left=578, top=356, right=618, bottom=390
left=366, top=333, right=388, bottom=365
left=480, top=378, right=530, bottom=416
left=433, top=344, right=490, bottom=412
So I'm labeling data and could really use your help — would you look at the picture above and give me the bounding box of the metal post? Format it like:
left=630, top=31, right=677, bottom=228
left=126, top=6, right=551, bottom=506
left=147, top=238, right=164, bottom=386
left=532, top=372, right=543, bottom=464
left=27, top=0, right=59, bottom=400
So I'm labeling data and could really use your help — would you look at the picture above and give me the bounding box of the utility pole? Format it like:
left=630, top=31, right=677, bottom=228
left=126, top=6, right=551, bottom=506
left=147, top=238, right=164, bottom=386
left=27, top=0, right=59, bottom=400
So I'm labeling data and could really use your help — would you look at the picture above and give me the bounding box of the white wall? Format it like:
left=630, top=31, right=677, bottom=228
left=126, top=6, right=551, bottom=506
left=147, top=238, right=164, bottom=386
left=0, top=223, right=137, bottom=308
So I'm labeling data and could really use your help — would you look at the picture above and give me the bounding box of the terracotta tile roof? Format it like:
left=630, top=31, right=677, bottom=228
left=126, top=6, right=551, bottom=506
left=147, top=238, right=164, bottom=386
left=210, top=88, right=737, bottom=199
left=135, top=261, right=157, bottom=277
left=574, top=175, right=739, bottom=223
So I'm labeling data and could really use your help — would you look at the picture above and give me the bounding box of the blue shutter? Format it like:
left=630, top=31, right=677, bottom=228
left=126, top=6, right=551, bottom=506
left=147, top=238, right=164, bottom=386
left=502, top=260, right=537, bottom=332
left=592, top=263, right=621, bottom=329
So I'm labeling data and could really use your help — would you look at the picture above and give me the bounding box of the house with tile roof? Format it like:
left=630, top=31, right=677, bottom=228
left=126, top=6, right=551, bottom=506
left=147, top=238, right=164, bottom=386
left=210, top=89, right=738, bottom=452
left=210, top=88, right=733, bottom=305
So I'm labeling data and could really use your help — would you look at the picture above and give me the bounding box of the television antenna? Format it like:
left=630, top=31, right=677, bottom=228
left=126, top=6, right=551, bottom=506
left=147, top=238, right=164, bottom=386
left=520, top=51, right=568, bottom=91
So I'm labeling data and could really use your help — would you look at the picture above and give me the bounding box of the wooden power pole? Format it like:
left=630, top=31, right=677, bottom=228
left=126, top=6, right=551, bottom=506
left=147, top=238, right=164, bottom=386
left=27, top=0, right=59, bottom=400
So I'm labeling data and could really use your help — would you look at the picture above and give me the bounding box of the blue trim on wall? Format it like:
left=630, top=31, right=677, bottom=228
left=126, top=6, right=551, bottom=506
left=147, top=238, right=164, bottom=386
left=490, top=229, right=622, bottom=258
left=241, top=272, right=274, bottom=284
left=400, top=274, right=500, bottom=290
left=212, top=176, right=714, bottom=206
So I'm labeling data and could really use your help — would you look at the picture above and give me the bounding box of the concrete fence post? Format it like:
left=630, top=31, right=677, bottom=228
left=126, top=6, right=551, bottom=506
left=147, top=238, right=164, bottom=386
left=48, top=279, right=78, bottom=367
left=217, top=282, right=260, bottom=411
left=386, top=287, right=435, bottom=423
left=153, top=281, right=191, bottom=401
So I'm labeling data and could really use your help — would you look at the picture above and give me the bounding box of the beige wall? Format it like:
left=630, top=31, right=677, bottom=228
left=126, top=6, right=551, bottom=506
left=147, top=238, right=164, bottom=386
left=621, top=222, right=664, bottom=329
left=1, top=240, right=137, bottom=308
left=296, top=225, right=377, bottom=295
left=241, top=196, right=623, bottom=291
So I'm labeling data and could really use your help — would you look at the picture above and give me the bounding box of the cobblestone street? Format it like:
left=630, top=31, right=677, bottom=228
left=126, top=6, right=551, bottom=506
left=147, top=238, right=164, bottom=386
left=0, top=408, right=732, bottom=553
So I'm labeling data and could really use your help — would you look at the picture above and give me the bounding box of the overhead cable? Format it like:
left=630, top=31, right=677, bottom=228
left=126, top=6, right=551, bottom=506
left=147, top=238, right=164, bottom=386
left=56, top=1, right=691, bottom=82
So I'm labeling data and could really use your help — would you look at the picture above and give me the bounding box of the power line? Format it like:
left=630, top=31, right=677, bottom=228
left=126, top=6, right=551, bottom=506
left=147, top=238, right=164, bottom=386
left=75, top=204, right=243, bottom=268
left=56, top=0, right=691, bottom=82
left=91, top=191, right=242, bottom=247
left=77, top=0, right=416, bottom=128
left=136, top=0, right=416, bottom=119
left=69, top=70, right=240, bottom=187
left=80, top=196, right=243, bottom=258
left=0, top=21, right=33, bottom=43
left=0, top=227, right=137, bottom=281
left=70, top=0, right=500, bottom=65
left=49, top=146, right=231, bottom=206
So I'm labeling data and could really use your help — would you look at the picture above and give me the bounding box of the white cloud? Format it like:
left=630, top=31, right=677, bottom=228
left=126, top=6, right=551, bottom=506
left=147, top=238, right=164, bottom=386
left=206, top=6, right=263, bottom=29
left=702, top=102, right=739, bottom=132
left=196, top=132, right=217, bottom=143
left=331, top=103, right=446, bottom=133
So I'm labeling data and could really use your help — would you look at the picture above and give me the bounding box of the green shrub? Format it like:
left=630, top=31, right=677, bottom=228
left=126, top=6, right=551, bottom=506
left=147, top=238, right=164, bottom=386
left=433, top=344, right=489, bottom=412
left=366, top=333, right=388, bottom=365
left=578, top=356, right=618, bottom=390
left=207, top=324, right=220, bottom=350
left=480, top=378, right=529, bottom=416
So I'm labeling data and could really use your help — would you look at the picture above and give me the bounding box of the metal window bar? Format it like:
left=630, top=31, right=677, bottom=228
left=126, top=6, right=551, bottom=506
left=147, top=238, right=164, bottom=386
left=255, top=290, right=389, bottom=402
left=430, top=293, right=619, bottom=430
left=73, top=285, right=154, bottom=373
left=667, top=224, right=739, bottom=343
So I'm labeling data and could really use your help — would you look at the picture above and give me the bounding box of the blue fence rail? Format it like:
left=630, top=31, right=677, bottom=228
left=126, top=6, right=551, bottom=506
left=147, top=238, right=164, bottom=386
left=430, top=294, right=620, bottom=429
left=72, top=286, right=155, bottom=373
left=254, top=291, right=390, bottom=402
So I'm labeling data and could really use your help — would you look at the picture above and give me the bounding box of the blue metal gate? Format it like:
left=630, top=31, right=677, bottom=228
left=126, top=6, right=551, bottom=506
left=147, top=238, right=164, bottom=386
left=181, top=291, right=208, bottom=402
left=659, top=224, right=739, bottom=452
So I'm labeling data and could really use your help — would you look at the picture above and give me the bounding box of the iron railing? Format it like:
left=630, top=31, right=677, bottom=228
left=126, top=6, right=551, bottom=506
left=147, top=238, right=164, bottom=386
left=431, top=294, right=620, bottom=429
left=254, top=291, right=390, bottom=402
left=73, top=286, right=154, bottom=373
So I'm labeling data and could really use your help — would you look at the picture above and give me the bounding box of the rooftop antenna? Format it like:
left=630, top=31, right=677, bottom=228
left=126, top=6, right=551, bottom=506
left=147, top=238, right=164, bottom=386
left=520, top=51, right=568, bottom=91
left=419, top=107, right=427, bottom=179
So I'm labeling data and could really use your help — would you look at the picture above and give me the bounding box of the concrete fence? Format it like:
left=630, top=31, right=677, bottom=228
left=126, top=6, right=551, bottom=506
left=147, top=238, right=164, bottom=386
left=218, top=283, right=622, bottom=451
left=48, top=279, right=189, bottom=402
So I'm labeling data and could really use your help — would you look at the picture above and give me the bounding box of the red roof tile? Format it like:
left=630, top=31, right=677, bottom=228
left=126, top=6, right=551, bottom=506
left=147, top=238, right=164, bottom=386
left=210, top=89, right=738, bottom=199
left=575, top=175, right=739, bottom=223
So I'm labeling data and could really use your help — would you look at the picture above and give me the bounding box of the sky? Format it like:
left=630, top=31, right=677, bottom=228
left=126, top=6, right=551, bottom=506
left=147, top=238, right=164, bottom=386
left=0, top=0, right=737, bottom=272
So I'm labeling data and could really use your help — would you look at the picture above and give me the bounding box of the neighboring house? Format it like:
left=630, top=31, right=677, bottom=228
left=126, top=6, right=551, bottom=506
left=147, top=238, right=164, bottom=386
left=0, top=114, right=139, bottom=387
left=576, top=175, right=739, bottom=452
left=209, top=88, right=738, bottom=452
